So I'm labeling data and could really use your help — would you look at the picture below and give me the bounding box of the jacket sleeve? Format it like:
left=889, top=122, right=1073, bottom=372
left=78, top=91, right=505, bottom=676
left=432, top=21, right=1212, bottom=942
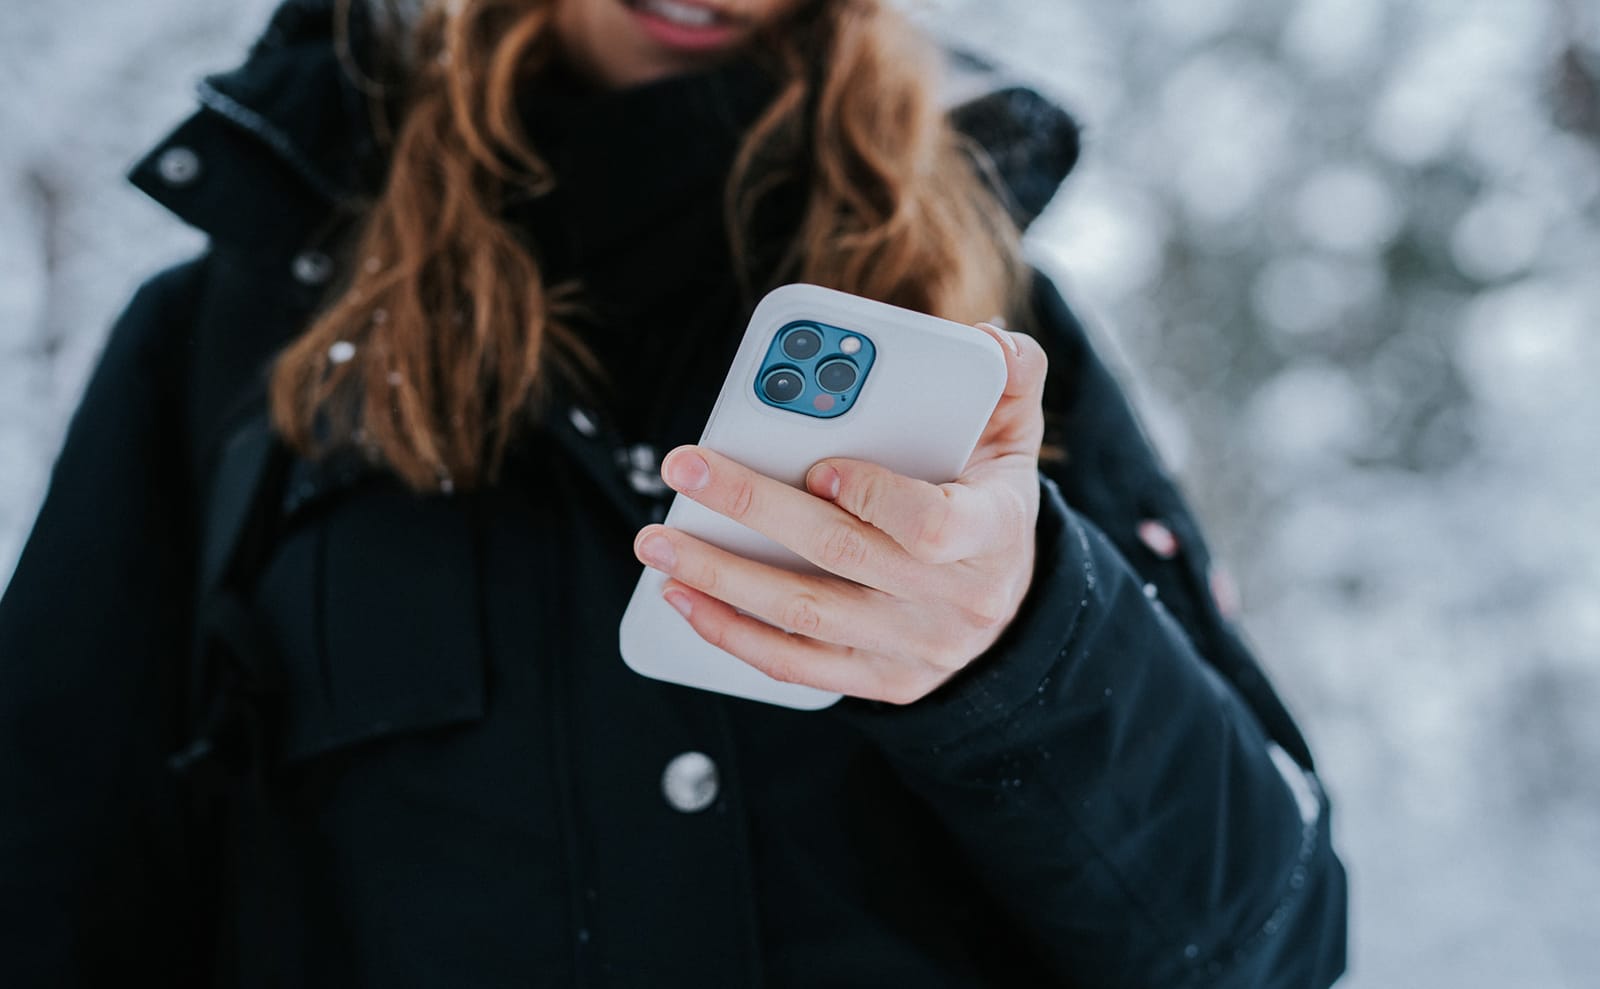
left=0, top=258, right=207, bottom=984
left=832, top=271, right=1348, bottom=987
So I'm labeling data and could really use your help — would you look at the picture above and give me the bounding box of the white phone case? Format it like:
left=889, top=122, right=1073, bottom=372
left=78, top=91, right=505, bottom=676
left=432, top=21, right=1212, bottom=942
left=618, top=283, right=1008, bottom=710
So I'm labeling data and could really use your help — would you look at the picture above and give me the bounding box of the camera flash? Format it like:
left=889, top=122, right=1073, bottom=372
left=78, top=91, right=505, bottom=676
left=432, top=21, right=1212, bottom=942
left=840, top=336, right=862, bottom=355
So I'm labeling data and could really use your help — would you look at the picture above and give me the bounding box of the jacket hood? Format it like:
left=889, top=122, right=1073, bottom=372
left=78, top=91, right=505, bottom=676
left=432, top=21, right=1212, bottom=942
left=128, top=0, right=1080, bottom=254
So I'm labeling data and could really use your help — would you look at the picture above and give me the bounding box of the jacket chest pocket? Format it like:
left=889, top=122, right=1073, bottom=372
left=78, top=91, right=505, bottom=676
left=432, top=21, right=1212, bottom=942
left=251, top=480, right=487, bottom=766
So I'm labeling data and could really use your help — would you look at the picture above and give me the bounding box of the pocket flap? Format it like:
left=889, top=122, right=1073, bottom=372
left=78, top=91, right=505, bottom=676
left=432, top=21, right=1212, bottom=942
left=252, top=478, right=488, bottom=764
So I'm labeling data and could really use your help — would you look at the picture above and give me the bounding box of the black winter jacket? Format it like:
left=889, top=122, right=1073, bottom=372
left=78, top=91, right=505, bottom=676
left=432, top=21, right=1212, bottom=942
left=0, top=1, right=1347, bottom=986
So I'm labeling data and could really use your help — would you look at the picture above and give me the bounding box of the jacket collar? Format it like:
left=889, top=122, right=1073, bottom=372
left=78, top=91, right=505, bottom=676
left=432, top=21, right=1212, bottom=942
left=128, top=0, right=1080, bottom=255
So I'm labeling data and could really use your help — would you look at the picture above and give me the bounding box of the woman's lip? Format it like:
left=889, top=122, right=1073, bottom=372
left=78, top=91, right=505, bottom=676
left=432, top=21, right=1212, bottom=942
left=625, top=0, right=745, bottom=53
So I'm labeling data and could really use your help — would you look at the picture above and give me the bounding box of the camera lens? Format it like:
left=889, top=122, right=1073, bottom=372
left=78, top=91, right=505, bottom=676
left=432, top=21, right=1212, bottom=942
left=816, top=358, right=857, bottom=393
left=762, top=367, right=805, bottom=403
left=781, top=326, right=823, bottom=361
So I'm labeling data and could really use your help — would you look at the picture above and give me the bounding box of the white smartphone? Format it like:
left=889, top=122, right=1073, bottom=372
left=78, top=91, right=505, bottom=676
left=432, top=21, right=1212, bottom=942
left=617, top=283, right=1009, bottom=710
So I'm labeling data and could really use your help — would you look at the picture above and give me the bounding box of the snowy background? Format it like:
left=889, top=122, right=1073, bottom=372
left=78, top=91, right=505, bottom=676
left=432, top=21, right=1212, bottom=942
left=3, top=0, right=1598, bottom=984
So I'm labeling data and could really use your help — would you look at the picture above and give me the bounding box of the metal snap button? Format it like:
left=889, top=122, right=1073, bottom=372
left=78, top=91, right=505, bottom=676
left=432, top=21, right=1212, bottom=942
left=627, top=443, right=657, bottom=472
left=567, top=406, right=599, bottom=437
left=661, top=751, right=719, bottom=813
left=291, top=249, right=334, bottom=287
left=627, top=467, right=668, bottom=496
left=155, top=146, right=202, bottom=187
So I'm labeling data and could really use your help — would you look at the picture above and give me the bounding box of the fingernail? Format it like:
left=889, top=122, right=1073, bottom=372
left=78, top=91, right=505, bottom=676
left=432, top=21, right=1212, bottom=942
left=664, top=450, right=709, bottom=492
left=637, top=531, right=676, bottom=569
left=987, top=314, right=1009, bottom=330
left=978, top=322, right=1020, bottom=355
left=808, top=464, right=840, bottom=499
left=663, top=588, right=693, bottom=618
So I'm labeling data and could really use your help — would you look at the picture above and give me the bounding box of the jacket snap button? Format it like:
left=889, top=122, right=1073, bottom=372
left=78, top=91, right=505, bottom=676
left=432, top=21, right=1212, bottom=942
left=627, top=468, right=668, bottom=496
left=567, top=406, right=598, bottom=437
left=661, top=751, right=719, bottom=813
left=1137, top=519, right=1179, bottom=559
left=155, top=146, right=202, bottom=187
left=627, top=443, right=657, bottom=472
left=623, top=444, right=667, bottom=495
left=291, top=250, right=335, bottom=286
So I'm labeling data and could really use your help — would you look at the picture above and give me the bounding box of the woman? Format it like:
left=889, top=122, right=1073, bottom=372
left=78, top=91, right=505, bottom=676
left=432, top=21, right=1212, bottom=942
left=0, top=0, right=1347, bottom=985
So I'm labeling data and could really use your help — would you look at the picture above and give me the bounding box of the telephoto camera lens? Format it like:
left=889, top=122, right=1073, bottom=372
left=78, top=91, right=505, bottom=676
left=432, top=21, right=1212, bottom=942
left=815, top=358, right=858, bottom=393
left=762, top=367, right=805, bottom=403
left=781, top=326, right=823, bottom=361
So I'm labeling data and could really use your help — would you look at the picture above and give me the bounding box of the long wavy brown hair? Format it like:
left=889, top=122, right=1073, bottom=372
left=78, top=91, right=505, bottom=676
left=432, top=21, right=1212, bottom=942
left=270, top=0, right=1028, bottom=492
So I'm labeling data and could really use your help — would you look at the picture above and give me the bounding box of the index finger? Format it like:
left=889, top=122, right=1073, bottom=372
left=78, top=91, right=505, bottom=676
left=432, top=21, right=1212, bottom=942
left=658, top=445, right=924, bottom=595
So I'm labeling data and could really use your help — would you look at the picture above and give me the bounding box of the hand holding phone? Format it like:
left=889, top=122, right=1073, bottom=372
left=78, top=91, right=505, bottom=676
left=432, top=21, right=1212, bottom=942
left=619, top=283, right=1049, bottom=710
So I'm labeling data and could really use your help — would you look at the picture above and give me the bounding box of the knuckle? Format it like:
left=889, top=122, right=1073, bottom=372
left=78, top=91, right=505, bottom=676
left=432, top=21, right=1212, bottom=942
left=700, top=619, right=732, bottom=653
left=856, top=470, right=890, bottom=519
left=906, top=625, right=951, bottom=664
left=915, top=625, right=966, bottom=671
left=680, top=552, right=721, bottom=597
left=761, top=655, right=805, bottom=685
left=818, top=524, right=871, bottom=571
left=724, top=476, right=756, bottom=522
left=910, top=498, right=955, bottom=562
left=931, top=641, right=972, bottom=672
left=778, top=593, right=826, bottom=638
left=963, top=590, right=1014, bottom=632
left=882, top=677, right=931, bottom=706
left=851, top=470, right=889, bottom=515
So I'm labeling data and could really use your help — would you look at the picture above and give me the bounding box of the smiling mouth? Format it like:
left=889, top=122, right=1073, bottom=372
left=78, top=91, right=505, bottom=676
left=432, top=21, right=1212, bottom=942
left=623, top=0, right=739, bottom=29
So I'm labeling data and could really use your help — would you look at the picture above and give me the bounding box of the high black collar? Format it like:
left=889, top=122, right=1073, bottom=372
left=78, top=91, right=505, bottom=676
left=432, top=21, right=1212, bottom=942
left=508, top=50, right=784, bottom=275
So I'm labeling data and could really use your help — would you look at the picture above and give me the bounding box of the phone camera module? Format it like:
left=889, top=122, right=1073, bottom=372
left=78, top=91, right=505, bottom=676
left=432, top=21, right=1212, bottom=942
left=755, top=320, right=875, bottom=418
left=762, top=367, right=805, bottom=403
left=815, top=358, right=858, bottom=394
left=781, top=326, right=823, bottom=361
